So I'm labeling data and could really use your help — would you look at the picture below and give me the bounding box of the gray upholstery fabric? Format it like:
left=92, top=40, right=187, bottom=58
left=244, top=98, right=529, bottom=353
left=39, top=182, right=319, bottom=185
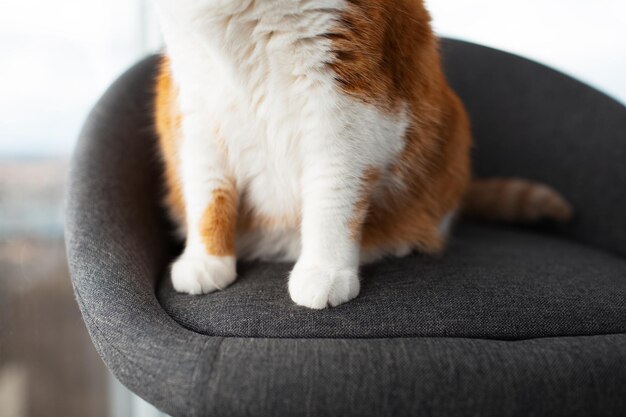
left=159, top=224, right=626, bottom=339
left=203, top=336, right=626, bottom=417
left=66, top=39, right=626, bottom=417
left=440, top=39, right=626, bottom=258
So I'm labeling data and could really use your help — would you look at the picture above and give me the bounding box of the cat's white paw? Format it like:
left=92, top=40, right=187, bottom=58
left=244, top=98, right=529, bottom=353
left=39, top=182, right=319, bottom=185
left=171, top=254, right=237, bottom=295
left=288, top=263, right=360, bottom=309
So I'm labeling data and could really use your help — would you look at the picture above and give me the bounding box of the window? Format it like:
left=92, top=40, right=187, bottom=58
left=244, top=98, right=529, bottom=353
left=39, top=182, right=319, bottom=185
left=0, top=1, right=163, bottom=416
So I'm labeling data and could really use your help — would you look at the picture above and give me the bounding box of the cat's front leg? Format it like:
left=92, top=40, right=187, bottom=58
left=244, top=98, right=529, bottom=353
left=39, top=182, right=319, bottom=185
left=289, top=154, right=376, bottom=309
left=171, top=114, right=238, bottom=295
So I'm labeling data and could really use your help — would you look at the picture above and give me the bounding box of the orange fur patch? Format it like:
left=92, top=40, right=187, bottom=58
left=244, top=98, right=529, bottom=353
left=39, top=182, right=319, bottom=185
left=328, top=1, right=440, bottom=112
left=464, top=179, right=573, bottom=222
left=155, top=57, right=186, bottom=228
left=200, top=188, right=238, bottom=257
left=329, top=1, right=472, bottom=253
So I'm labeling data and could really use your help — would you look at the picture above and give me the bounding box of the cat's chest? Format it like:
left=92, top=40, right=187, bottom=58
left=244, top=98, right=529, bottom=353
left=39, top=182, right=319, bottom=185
left=161, top=2, right=348, bottom=224
left=216, top=83, right=309, bottom=223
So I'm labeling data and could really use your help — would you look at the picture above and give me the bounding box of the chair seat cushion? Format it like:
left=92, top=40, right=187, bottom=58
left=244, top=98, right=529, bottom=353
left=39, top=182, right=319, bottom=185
left=158, top=224, right=626, bottom=340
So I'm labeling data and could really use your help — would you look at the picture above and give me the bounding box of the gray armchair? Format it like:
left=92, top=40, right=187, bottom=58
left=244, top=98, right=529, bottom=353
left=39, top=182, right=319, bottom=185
left=66, top=39, right=626, bottom=417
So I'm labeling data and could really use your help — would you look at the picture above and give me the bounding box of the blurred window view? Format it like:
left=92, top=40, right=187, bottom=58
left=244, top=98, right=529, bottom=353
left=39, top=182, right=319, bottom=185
left=0, top=1, right=624, bottom=416
left=0, top=1, right=162, bottom=416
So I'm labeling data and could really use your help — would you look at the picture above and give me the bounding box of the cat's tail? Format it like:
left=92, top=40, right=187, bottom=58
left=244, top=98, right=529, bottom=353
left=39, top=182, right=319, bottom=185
left=463, top=178, right=574, bottom=223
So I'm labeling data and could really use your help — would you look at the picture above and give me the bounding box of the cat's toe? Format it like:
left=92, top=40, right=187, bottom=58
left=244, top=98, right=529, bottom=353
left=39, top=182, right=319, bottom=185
left=327, top=270, right=361, bottom=307
left=171, top=254, right=237, bottom=295
left=288, top=264, right=360, bottom=309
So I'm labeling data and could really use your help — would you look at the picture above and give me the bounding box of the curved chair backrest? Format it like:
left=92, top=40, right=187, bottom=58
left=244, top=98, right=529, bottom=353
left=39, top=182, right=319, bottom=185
left=66, top=39, right=626, bottom=416
left=441, top=39, right=626, bottom=257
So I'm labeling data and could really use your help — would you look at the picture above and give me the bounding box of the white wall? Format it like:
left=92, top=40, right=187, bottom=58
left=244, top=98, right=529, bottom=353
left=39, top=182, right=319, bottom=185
left=426, top=0, right=626, bottom=104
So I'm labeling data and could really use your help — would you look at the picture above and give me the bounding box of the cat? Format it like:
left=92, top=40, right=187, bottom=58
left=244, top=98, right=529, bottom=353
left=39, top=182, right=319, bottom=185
left=153, top=0, right=572, bottom=309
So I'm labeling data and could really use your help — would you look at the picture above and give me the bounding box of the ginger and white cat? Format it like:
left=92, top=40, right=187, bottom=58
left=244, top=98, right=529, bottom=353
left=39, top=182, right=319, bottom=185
left=154, top=0, right=572, bottom=309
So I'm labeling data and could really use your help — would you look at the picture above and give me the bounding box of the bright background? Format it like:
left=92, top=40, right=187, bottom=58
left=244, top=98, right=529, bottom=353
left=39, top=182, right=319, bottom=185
left=0, top=0, right=160, bottom=158
left=0, top=2, right=624, bottom=417
left=0, top=0, right=625, bottom=158
left=428, top=0, right=626, bottom=104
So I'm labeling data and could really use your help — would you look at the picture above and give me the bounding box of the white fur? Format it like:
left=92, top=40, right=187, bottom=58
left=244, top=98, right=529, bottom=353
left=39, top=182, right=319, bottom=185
left=438, top=210, right=457, bottom=239
left=172, top=255, right=237, bottom=295
left=155, top=0, right=409, bottom=308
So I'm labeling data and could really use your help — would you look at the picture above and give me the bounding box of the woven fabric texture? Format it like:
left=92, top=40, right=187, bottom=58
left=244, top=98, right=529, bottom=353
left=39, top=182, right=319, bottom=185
left=66, top=40, right=626, bottom=417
